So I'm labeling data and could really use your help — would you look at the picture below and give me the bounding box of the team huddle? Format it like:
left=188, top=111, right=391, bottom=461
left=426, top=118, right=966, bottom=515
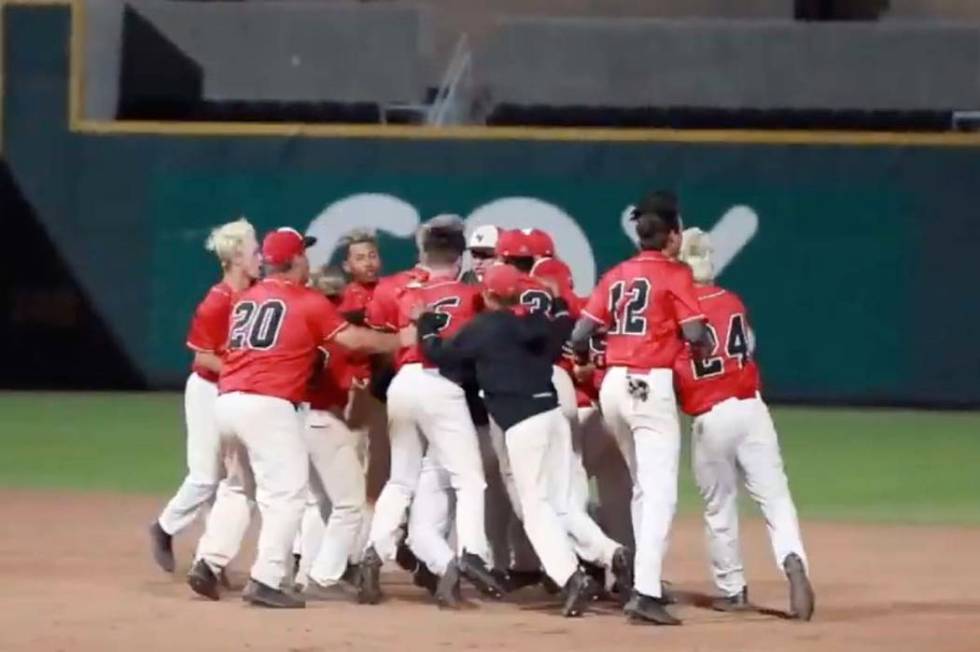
left=147, top=190, right=815, bottom=625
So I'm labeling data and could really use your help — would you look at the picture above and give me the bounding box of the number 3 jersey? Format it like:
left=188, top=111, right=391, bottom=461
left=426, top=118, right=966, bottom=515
left=219, top=278, right=350, bottom=404
left=582, top=250, right=704, bottom=370
left=673, top=285, right=760, bottom=416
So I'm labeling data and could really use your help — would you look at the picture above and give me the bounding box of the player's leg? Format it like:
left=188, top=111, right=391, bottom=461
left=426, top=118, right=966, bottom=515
left=295, top=471, right=329, bottom=590
left=406, top=451, right=455, bottom=578
left=234, top=395, right=309, bottom=604
left=365, top=367, right=424, bottom=563
left=155, top=373, right=222, bottom=552
left=691, top=401, right=747, bottom=601
left=490, top=416, right=541, bottom=577
left=579, top=405, right=634, bottom=549
left=475, top=423, right=512, bottom=572
left=736, top=396, right=812, bottom=618
left=599, top=369, right=643, bottom=549
left=305, top=409, right=367, bottom=591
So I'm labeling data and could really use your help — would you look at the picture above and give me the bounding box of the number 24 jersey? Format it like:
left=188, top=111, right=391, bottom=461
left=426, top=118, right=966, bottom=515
left=582, top=251, right=704, bottom=370
left=219, top=278, right=349, bottom=404
left=673, top=285, right=760, bottom=416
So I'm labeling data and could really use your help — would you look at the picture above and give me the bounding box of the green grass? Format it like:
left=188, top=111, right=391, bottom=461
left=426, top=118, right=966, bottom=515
left=1, top=392, right=978, bottom=525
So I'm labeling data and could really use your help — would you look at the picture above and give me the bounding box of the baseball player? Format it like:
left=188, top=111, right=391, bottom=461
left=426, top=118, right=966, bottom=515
left=149, top=218, right=260, bottom=573
left=417, top=264, right=632, bottom=617
left=185, top=227, right=403, bottom=608
left=359, top=216, right=502, bottom=606
left=674, top=228, right=814, bottom=620
left=571, top=191, right=712, bottom=625
left=463, top=224, right=499, bottom=283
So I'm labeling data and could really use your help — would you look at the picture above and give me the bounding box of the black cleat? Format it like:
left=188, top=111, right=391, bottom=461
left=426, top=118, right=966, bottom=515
left=458, top=552, right=505, bottom=599
left=610, top=548, right=634, bottom=605
left=624, top=592, right=682, bottom=626
left=506, top=569, right=545, bottom=591
left=148, top=522, right=175, bottom=573
left=302, top=579, right=355, bottom=602
left=561, top=570, right=599, bottom=617
left=187, top=559, right=221, bottom=601
left=711, top=586, right=752, bottom=612
left=414, top=563, right=439, bottom=596
left=783, top=553, right=815, bottom=621
left=434, top=560, right=462, bottom=609
left=661, top=580, right=678, bottom=605
left=242, top=579, right=305, bottom=608
left=357, top=546, right=383, bottom=605
left=395, top=542, right=420, bottom=573
left=580, top=559, right=606, bottom=600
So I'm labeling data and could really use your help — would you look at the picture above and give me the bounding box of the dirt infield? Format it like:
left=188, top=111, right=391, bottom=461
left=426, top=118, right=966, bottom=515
left=1, top=490, right=978, bottom=652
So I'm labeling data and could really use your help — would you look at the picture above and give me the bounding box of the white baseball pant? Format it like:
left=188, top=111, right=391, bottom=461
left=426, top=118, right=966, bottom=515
left=157, top=372, right=221, bottom=535
left=212, top=392, right=308, bottom=589
left=194, top=451, right=252, bottom=572
left=301, top=408, right=366, bottom=587
left=506, top=408, right=619, bottom=586
left=692, top=395, right=809, bottom=597
left=578, top=405, right=635, bottom=549
left=600, top=367, right=680, bottom=599
left=407, top=450, right=456, bottom=575
left=487, top=417, right=540, bottom=571
left=366, top=364, right=489, bottom=563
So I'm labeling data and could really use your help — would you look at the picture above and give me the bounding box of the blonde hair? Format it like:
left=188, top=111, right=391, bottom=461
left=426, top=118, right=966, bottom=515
left=205, top=218, right=256, bottom=269
left=309, top=265, right=348, bottom=298
left=679, top=227, right=714, bottom=283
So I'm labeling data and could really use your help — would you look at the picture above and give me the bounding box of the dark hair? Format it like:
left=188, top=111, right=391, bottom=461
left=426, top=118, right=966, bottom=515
left=632, top=190, right=681, bottom=251
left=263, top=260, right=295, bottom=276
left=503, top=256, right=534, bottom=273
left=422, top=226, right=466, bottom=266
left=338, top=229, right=378, bottom=261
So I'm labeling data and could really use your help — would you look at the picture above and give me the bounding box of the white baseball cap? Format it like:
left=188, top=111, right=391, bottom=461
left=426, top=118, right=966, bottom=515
left=467, top=225, right=499, bottom=251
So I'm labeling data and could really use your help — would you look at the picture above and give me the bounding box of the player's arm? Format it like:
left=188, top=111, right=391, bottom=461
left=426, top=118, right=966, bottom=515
left=333, top=325, right=401, bottom=355
left=417, top=314, right=484, bottom=367
left=192, top=351, right=222, bottom=374
left=568, top=275, right=611, bottom=355
left=671, top=267, right=712, bottom=357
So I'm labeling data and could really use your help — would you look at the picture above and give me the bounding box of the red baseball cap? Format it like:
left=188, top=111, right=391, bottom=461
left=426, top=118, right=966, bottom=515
left=262, top=227, right=317, bottom=266
left=495, top=229, right=535, bottom=258
left=482, top=263, right=528, bottom=298
left=532, top=257, right=574, bottom=293
left=526, top=229, right=555, bottom=258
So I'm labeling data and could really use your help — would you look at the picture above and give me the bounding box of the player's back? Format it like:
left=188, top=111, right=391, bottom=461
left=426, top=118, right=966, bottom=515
left=220, top=278, right=347, bottom=404
left=396, top=277, right=482, bottom=368
left=583, top=251, right=703, bottom=370
left=674, top=285, right=760, bottom=416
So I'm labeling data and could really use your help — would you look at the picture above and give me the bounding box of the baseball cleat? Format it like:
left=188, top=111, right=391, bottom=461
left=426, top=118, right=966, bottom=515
left=580, top=559, right=606, bottom=600
left=357, top=546, right=384, bottom=605
left=413, top=563, right=439, bottom=596
left=242, top=579, right=306, bottom=609
left=434, top=560, right=462, bottom=609
left=561, top=570, right=599, bottom=617
left=610, top=547, right=634, bottom=605
left=302, top=579, right=355, bottom=602
left=187, top=559, right=221, bottom=601
left=624, top=592, right=682, bottom=626
left=148, top=522, right=175, bottom=573
left=783, top=553, right=815, bottom=621
left=395, top=542, right=420, bottom=573
left=458, top=552, right=506, bottom=599
left=711, top=586, right=752, bottom=613
left=660, top=580, right=678, bottom=605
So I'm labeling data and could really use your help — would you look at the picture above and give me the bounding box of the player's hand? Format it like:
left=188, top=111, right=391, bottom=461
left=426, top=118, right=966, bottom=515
left=572, top=362, right=595, bottom=384
left=416, top=312, right=441, bottom=338
left=407, top=300, right=426, bottom=322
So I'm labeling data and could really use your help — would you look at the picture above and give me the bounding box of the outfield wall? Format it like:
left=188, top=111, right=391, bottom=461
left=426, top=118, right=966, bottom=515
left=2, top=4, right=979, bottom=406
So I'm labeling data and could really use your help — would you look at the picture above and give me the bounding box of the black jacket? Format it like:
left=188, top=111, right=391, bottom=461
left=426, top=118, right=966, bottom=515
left=418, top=299, right=572, bottom=431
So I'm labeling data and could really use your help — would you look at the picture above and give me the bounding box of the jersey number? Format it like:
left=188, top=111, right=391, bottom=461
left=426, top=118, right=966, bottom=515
left=520, top=289, right=553, bottom=315
left=608, top=279, right=650, bottom=335
left=428, top=297, right=461, bottom=333
left=229, top=300, right=286, bottom=350
left=692, top=313, right=750, bottom=379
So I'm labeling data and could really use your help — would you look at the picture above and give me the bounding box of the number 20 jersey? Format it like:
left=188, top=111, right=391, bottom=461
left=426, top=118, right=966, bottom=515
left=219, top=278, right=349, bottom=404
left=673, top=285, right=760, bottom=416
left=582, top=251, right=704, bottom=370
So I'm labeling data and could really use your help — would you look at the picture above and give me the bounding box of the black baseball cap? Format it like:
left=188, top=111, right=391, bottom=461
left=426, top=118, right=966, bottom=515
left=629, top=190, right=679, bottom=222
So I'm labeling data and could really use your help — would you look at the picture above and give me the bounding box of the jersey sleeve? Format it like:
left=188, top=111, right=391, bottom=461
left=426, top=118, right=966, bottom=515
left=364, top=281, right=398, bottom=331
left=670, top=265, right=706, bottom=324
left=581, top=272, right=612, bottom=326
left=311, top=293, right=350, bottom=344
left=186, top=289, right=231, bottom=353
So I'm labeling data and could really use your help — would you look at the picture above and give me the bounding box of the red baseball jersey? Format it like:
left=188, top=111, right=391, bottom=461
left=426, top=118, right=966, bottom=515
left=338, top=280, right=377, bottom=382
left=532, top=257, right=575, bottom=300
left=365, top=267, right=429, bottom=332
left=674, top=285, right=761, bottom=416
left=308, top=340, right=355, bottom=411
left=582, top=251, right=704, bottom=370
left=186, top=281, right=236, bottom=383
left=219, top=278, right=349, bottom=404
left=394, top=278, right=483, bottom=368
